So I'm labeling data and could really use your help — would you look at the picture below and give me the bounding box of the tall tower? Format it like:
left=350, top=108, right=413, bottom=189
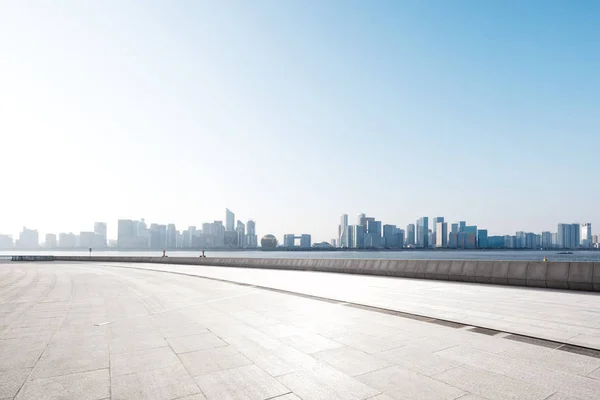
left=225, top=208, right=235, bottom=232
left=339, top=214, right=349, bottom=248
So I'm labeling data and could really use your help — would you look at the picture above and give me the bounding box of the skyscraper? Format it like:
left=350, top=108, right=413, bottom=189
left=459, top=221, right=466, bottom=233
left=94, top=222, right=107, bottom=247
left=477, top=229, right=488, bottom=248
left=357, top=213, right=366, bottom=225
left=354, top=225, right=364, bottom=249
left=366, top=220, right=382, bottom=247
left=451, top=223, right=459, bottom=234
left=45, top=233, right=57, bottom=248
left=406, top=224, right=415, bottom=246
left=541, top=231, right=552, bottom=248
left=435, top=222, right=448, bottom=248
left=225, top=209, right=235, bottom=232
left=246, top=220, right=257, bottom=248
left=557, top=223, right=580, bottom=249
left=236, top=220, right=246, bottom=248
left=339, top=214, right=349, bottom=248
left=581, top=223, right=592, bottom=247
left=416, top=217, right=429, bottom=248
left=347, top=225, right=355, bottom=248
left=117, top=219, right=134, bottom=248
left=166, top=224, right=177, bottom=248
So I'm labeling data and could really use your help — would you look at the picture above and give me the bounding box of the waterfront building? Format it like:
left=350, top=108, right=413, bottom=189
left=45, top=233, right=57, bottom=248
left=406, top=224, right=415, bottom=246
left=339, top=214, right=349, bottom=248
left=354, top=225, right=364, bottom=249
left=541, top=231, right=552, bottom=248
left=59, top=233, right=77, bottom=248
left=166, top=224, right=177, bottom=248
left=225, top=209, right=235, bottom=232
left=94, top=222, right=107, bottom=247
left=477, top=229, right=488, bottom=248
left=17, top=227, right=39, bottom=248
left=0, top=234, right=13, bottom=249
left=451, top=223, right=459, bottom=234
left=581, top=223, right=592, bottom=247
left=416, top=217, right=429, bottom=248
left=347, top=225, right=354, bottom=248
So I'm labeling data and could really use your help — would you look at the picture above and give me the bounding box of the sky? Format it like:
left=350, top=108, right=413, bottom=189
left=0, top=1, right=599, bottom=242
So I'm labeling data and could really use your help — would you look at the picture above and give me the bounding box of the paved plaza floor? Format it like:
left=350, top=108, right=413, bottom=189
left=2, top=262, right=600, bottom=400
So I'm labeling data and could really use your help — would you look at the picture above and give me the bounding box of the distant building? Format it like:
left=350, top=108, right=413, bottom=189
left=353, top=225, right=364, bottom=249
left=465, top=226, right=478, bottom=245
left=45, top=233, right=57, bottom=248
left=17, top=227, right=39, bottom=249
left=406, top=224, right=416, bottom=246
left=366, top=220, right=382, bottom=248
left=94, top=222, right=107, bottom=247
left=299, top=234, right=311, bottom=248
left=416, top=217, right=428, bottom=247
left=383, top=225, right=403, bottom=248
left=477, top=229, right=488, bottom=248
left=225, top=209, right=235, bottom=232
left=504, top=235, right=515, bottom=249
left=451, top=223, right=459, bottom=234
left=581, top=223, right=592, bottom=247
left=347, top=225, right=354, bottom=249
left=515, top=231, right=527, bottom=249
left=236, top=221, right=246, bottom=248
left=283, top=234, right=295, bottom=248
left=79, top=231, right=95, bottom=249
left=59, top=233, right=77, bottom=248
left=459, top=221, right=466, bottom=233
left=149, top=224, right=167, bottom=249
left=339, top=214, right=349, bottom=248
left=313, top=242, right=333, bottom=249
left=246, top=220, right=257, bottom=248
left=436, top=222, right=448, bottom=248
left=261, top=235, right=277, bottom=248
left=448, top=232, right=458, bottom=248
left=0, top=234, right=14, bottom=249
left=166, top=224, right=177, bottom=248
left=117, top=219, right=134, bottom=248
left=558, top=223, right=580, bottom=249
left=487, top=236, right=504, bottom=248
left=541, top=231, right=553, bottom=248
left=331, top=239, right=337, bottom=248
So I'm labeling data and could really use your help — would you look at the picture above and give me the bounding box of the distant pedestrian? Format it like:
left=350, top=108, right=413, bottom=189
left=89, top=248, right=92, bottom=256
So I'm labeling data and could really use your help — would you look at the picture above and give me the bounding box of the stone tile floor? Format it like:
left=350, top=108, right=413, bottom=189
left=108, top=262, right=600, bottom=350
left=0, top=263, right=600, bottom=400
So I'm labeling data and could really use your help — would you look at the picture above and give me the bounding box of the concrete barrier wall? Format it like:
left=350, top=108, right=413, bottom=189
left=50, top=256, right=600, bottom=292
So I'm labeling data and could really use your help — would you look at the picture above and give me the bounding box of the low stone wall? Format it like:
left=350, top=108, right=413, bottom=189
left=51, top=256, right=600, bottom=292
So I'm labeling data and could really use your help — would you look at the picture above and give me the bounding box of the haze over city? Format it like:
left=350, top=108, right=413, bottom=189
left=1, top=1, right=598, bottom=243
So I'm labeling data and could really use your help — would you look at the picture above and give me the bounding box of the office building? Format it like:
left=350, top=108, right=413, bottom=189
left=284, top=234, right=295, bottom=248
left=357, top=213, right=366, bottom=225
left=436, top=222, right=448, bottom=248
left=149, top=224, right=167, bottom=249
left=366, top=220, right=382, bottom=248
left=581, top=223, right=592, bottom=247
left=17, top=227, right=39, bottom=248
left=541, top=231, right=552, bottom=248
left=300, top=234, right=311, bottom=248
left=59, top=233, right=77, bottom=248
left=416, top=217, right=428, bottom=248
left=236, top=221, right=246, bottom=248
left=515, top=231, right=527, bottom=249
left=406, top=224, right=415, bottom=246
left=354, top=225, right=364, bottom=249
left=247, top=220, right=257, bottom=248
left=347, top=225, right=354, bottom=249
left=465, top=226, right=478, bottom=242
left=383, top=224, right=402, bottom=248
left=558, top=223, right=580, bottom=249
left=93, top=222, right=107, bottom=247
left=459, top=221, right=466, bottom=233
left=451, top=223, right=459, bottom=234
left=225, top=209, right=235, bottom=232
left=79, top=231, right=95, bottom=249
left=504, top=235, right=515, bottom=249
left=477, top=229, right=488, bottom=248
left=339, top=214, right=349, bottom=248
left=117, top=219, right=134, bottom=248
left=448, top=232, right=458, bottom=248
left=331, top=239, right=337, bottom=248
left=45, top=233, right=57, bottom=248
left=487, top=236, right=504, bottom=248
left=166, top=224, right=177, bottom=248
left=0, top=234, right=13, bottom=249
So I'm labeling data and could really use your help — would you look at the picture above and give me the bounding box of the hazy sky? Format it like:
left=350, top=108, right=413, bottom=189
left=1, top=1, right=598, bottom=242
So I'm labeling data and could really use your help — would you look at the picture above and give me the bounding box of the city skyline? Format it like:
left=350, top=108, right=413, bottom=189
left=1, top=208, right=597, bottom=250
left=1, top=2, right=599, bottom=247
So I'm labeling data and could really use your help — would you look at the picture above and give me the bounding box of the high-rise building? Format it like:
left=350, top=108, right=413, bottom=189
left=477, top=229, right=488, bottom=248
left=236, top=221, right=246, bottom=248
left=339, top=214, right=349, bottom=248
left=354, top=225, right=364, bottom=249
left=581, top=223, right=592, bottom=247
left=571, top=223, right=581, bottom=248
left=448, top=232, right=458, bottom=248
left=406, top=224, right=415, bottom=246
left=225, top=209, right=235, bottom=232
left=383, top=224, right=402, bottom=248
left=459, top=221, right=466, bottom=233
left=347, top=225, right=354, bottom=249
left=117, top=219, right=134, bottom=248
left=366, top=220, right=382, bottom=247
left=59, top=233, right=77, bottom=248
left=552, top=232, right=558, bottom=248
left=149, top=224, right=167, bottom=249
left=450, top=223, right=458, bottom=234
left=487, top=236, right=504, bottom=248
left=166, top=224, right=177, bottom=248
left=246, top=220, right=257, bottom=248
left=300, top=234, right=311, bottom=248
left=416, top=217, right=428, bottom=247
left=93, top=222, right=107, bottom=247
left=17, top=227, right=39, bottom=248
left=558, top=223, right=580, bottom=249
left=0, top=234, right=13, bottom=249
left=79, top=231, right=95, bottom=248
left=357, top=213, right=366, bottom=225
left=515, top=231, right=526, bottom=248
left=541, top=231, right=553, bottom=248
left=45, top=233, right=57, bottom=248
left=284, top=234, right=295, bottom=248
left=436, top=222, right=448, bottom=248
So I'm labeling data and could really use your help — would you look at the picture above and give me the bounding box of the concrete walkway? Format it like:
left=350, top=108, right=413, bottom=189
left=2, top=262, right=600, bottom=400
left=103, top=261, right=600, bottom=350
